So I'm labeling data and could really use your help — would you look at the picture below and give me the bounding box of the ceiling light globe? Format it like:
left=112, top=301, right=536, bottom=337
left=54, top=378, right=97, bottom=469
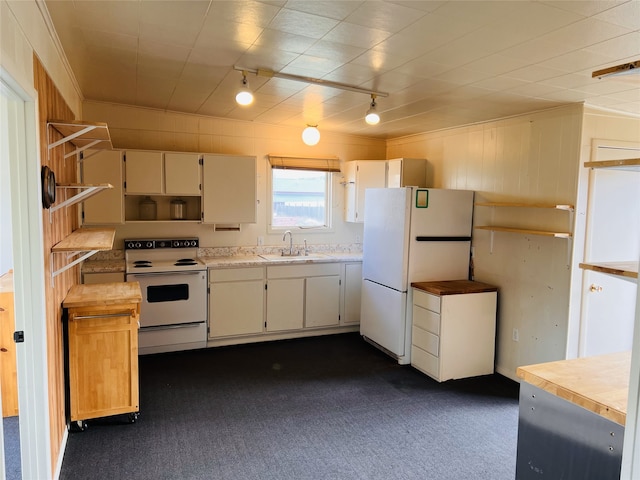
left=302, top=126, right=320, bottom=146
left=236, top=90, right=254, bottom=106
left=365, top=111, right=380, bottom=125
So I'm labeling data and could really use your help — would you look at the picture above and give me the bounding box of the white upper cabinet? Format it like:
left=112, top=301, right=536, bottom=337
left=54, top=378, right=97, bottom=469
left=202, top=154, right=257, bottom=224
left=343, top=160, right=386, bottom=223
left=125, top=151, right=201, bottom=195
left=386, top=158, right=428, bottom=188
left=82, top=149, right=124, bottom=225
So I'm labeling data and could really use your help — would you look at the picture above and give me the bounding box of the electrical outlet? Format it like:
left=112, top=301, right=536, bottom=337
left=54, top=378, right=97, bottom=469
left=512, top=328, right=519, bottom=342
left=355, top=234, right=361, bottom=243
left=257, top=236, right=264, bottom=246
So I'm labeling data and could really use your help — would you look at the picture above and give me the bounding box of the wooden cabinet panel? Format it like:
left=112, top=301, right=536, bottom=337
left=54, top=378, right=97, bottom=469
left=0, top=271, right=18, bottom=417
left=82, top=149, right=124, bottom=225
left=67, top=310, right=139, bottom=421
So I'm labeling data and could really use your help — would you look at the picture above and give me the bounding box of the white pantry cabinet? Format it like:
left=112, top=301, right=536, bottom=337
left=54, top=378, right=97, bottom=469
left=411, top=280, right=497, bottom=382
left=209, top=267, right=264, bottom=338
left=265, top=263, right=341, bottom=332
left=386, top=158, right=428, bottom=188
left=202, top=154, right=257, bottom=224
left=81, top=149, right=124, bottom=225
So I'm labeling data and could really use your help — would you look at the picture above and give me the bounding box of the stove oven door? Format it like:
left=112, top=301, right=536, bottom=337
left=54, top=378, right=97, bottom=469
left=126, top=270, right=208, bottom=354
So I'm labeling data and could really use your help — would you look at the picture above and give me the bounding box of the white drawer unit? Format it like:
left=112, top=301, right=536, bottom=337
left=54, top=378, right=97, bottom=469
left=411, top=280, right=498, bottom=382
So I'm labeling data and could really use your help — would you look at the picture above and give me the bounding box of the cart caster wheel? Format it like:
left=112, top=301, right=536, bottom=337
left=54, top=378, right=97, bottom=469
left=70, top=420, right=87, bottom=432
left=128, top=412, right=139, bottom=424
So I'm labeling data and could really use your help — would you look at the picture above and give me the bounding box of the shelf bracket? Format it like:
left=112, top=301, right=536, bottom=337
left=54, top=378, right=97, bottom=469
left=49, top=184, right=113, bottom=222
left=51, top=249, right=99, bottom=286
left=489, top=230, right=495, bottom=254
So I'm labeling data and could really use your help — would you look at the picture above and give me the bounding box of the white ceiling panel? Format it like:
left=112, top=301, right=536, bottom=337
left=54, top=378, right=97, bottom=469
left=43, top=0, right=640, bottom=139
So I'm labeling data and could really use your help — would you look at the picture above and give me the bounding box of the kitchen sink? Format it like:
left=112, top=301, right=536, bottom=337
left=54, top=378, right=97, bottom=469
left=259, top=253, right=330, bottom=262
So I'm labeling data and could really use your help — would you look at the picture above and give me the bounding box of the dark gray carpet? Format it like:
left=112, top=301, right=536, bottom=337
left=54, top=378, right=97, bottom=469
left=60, top=333, right=519, bottom=480
left=3, top=416, right=20, bottom=480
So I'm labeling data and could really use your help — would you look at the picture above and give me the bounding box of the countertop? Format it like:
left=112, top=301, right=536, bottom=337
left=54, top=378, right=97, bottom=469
left=516, top=351, right=631, bottom=426
left=63, top=282, right=142, bottom=308
left=82, top=252, right=362, bottom=273
left=411, top=280, right=498, bottom=295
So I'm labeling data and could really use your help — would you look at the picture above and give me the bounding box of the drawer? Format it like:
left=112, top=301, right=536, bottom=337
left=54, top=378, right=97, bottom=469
left=209, top=267, right=264, bottom=283
left=411, top=344, right=439, bottom=380
left=413, top=288, right=440, bottom=313
left=266, top=263, right=340, bottom=279
left=412, top=304, right=440, bottom=335
left=412, top=326, right=439, bottom=357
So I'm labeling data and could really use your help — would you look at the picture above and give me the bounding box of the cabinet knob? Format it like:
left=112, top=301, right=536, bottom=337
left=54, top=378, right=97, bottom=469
left=589, top=284, right=603, bottom=292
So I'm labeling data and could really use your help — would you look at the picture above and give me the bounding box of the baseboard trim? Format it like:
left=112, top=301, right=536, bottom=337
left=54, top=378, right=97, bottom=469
left=496, top=364, right=520, bottom=382
left=53, top=427, right=68, bottom=480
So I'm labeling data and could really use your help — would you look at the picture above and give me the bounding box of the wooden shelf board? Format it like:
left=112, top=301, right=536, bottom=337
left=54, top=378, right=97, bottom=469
left=584, top=158, right=640, bottom=171
left=474, top=225, right=572, bottom=238
left=579, top=261, right=638, bottom=279
left=475, top=202, right=574, bottom=210
left=52, top=228, right=115, bottom=252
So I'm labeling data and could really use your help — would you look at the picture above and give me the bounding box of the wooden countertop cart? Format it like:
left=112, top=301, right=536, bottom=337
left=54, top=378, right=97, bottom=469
left=62, top=282, right=142, bottom=431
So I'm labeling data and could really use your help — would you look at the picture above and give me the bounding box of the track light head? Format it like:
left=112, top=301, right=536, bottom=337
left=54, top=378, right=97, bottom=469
left=365, top=94, right=380, bottom=125
left=302, top=125, right=320, bottom=146
left=235, top=72, right=254, bottom=106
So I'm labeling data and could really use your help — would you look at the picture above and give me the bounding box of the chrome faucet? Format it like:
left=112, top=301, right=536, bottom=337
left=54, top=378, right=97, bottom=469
left=283, top=230, right=293, bottom=256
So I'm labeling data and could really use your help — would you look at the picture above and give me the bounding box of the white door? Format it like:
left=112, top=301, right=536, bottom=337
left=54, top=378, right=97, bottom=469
left=266, top=278, right=304, bottom=331
left=164, top=152, right=201, bottom=196
left=360, top=279, right=407, bottom=357
left=362, top=188, right=411, bottom=290
left=125, top=150, right=164, bottom=194
left=580, top=167, right=640, bottom=356
left=1, top=72, right=51, bottom=479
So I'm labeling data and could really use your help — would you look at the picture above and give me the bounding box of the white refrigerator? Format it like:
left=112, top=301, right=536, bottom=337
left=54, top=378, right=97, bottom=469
left=360, top=187, right=474, bottom=364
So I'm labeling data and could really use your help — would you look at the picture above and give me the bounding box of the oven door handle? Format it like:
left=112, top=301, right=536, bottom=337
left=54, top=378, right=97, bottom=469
left=140, top=322, right=204, bottom=332
left=128, top=271, right=203, bottom=278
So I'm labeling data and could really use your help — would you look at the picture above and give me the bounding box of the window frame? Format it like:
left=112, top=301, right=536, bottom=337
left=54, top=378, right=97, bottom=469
left=266, top=166, right=334, bottom=234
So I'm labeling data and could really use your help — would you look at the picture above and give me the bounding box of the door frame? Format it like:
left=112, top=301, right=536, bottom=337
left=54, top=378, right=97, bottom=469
left=1, top=66, right=52, bottom=479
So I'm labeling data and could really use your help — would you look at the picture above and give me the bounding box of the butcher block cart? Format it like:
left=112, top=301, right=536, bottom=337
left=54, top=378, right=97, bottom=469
left=62, top=282, right=142, bottom=431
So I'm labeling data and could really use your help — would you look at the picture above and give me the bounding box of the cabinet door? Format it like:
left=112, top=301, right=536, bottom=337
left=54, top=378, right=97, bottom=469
left=343, top=162, right=357, bottom=222
left=82, top=149, right=124, bottom=224
left=342, top=263, right=362, bottom=325
left=125, top=151, right=163, bottom=194
left=306, top=275, right=340, bottom=328
left=67, top=308, right=139, bottom=421
left=387, top=158, right=427, bottom=188
left=164, top=153, right=201, bottom=196
left=209, top=280, right=264, bottom=337
left=202, top=154, right=257, bottom=223
left=354, top=161, right=386, bottom=223
left=266, top=278, right=304, bottom=331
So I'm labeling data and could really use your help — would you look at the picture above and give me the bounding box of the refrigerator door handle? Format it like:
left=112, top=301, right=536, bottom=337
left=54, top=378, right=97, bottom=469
left=415, top=236, right=471, bottom=241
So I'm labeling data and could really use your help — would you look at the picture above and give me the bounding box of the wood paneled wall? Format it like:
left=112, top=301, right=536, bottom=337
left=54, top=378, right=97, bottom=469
left=33, top=54, right=79, bottom=475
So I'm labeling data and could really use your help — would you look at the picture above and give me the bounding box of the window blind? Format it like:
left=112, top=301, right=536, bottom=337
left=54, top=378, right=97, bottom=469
left=268, top=154, right=340, bottom=172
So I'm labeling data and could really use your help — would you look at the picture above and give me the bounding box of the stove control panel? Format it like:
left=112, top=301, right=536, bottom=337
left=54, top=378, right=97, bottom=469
left=125, top=238, right=199, bottom=250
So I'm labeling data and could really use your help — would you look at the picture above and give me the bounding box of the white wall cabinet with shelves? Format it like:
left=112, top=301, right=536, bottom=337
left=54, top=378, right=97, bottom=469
left=343, top=160, right=386, bottom=223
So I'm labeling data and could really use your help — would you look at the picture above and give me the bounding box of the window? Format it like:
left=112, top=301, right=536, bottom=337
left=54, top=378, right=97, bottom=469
left=268, top=155, right=339, bottom=231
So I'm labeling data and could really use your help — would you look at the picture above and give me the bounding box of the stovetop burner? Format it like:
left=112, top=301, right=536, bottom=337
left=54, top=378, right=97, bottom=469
left=125, top=237, right=204, bottom=274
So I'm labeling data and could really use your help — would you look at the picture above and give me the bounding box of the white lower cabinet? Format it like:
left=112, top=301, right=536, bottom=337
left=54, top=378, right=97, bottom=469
left=411, top=281, right=498, bottom=382
left=342, top=263, right=362, bottom=325
left=266, top=263, right=341, bottom=332
left=209, top=267, right=264, bottom=338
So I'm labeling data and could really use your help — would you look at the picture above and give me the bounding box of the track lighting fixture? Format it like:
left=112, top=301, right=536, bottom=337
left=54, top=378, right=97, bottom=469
left=365, top=94, right=380, bottom=125
left=235, top=71, right=254, bottom=106
left=302, top=125, right=320, bottom=146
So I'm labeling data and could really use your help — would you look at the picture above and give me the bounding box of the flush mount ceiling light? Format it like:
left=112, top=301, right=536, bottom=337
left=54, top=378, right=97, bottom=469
left=365, top=94, right=380, bottom=125
left=235, top=71, right=254, bottom=106
left=592, top=60, right=640, bottom=79
left=302, top=125, right=320, bottom=146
